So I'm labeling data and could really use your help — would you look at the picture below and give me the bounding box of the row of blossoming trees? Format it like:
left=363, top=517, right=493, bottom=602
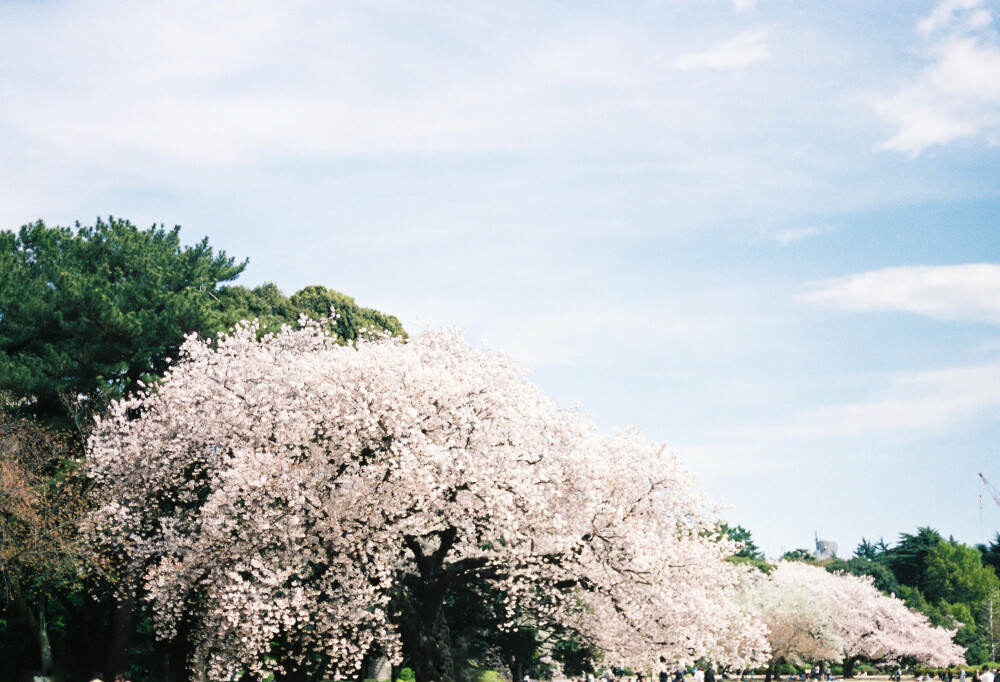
left=749, top=562, right=965, bottom=681
left=81, top=319, right=965, bottom=682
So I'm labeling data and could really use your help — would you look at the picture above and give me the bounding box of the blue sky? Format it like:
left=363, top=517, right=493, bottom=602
left=2, top=0, right=1000, bottom=558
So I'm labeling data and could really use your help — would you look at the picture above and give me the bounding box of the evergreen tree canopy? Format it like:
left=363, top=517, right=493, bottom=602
left=0, top=218, right=406, bottom=423
left=977, top=533, right=1000, bottom=575
left=825, top=557, right=902, bottom=596
left=854, top=537, right=889, bottom=562
left=213, top=282, right=406, bottom=340
left=781, top=548, right=814, bottom=563
left=884, top=527, right=944, bottom=592
left=0, top=218, right=245, bottom=419
left=720, top=523, right=766, bottom=561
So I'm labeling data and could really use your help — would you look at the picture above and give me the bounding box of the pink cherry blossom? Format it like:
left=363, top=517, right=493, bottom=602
left=87, top=321, right=769, bottom=681
left=745, top=562, right=963, bottom=673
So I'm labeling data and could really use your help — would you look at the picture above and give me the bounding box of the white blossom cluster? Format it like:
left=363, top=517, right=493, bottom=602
left=745, top=561, right=964, bottom=669
left=86, top=321, right=768, bottom=680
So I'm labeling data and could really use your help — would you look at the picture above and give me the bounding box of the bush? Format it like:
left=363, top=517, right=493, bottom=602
left=471, top=671, right=504, bottom=682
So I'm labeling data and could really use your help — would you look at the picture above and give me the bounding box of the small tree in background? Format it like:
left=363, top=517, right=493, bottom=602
left=0, top=417, right=87, bottom=679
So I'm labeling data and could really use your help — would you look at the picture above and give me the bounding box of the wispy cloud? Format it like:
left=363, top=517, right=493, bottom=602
left=800, top=263, right=1000, bottom=324
left=673, top=31, right=769, bottom=70
left=737, top=362, right=1000, bottom=442
left=917, top=0, right=991, bottom=35
left=875, top=0, right=1000, bottom=156
left=761, top=225, right=837, bottom=245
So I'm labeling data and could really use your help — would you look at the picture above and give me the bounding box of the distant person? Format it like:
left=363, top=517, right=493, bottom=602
left=695, top=669, right=705, bottom=682
left=982, top=667, right=995, bottom=682
left=706, top=665, right=716, bottom=682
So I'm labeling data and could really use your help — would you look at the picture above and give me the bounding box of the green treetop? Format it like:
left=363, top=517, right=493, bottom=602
left=0, top=218, right=246, bottom=419
left=924, top=539, right=1000, bottom=606
left=719, top=522, right=766, bottom=560
left=213, top=283, right=406, bottom=340
left=883, top=527, right=944, bottom=593
left=0, top=218, right=406, bottom=423
left=779, top=548, right=816, bottom=563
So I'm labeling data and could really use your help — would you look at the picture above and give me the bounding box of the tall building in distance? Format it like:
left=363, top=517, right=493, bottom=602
left=814, top=533, right=838, bottom=560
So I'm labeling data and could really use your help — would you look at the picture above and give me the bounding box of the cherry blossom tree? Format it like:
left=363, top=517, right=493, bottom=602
left=833, top=565, right=964, bottom=675
left=86, top=320, right=768, bottom=682
left=745, top=562, right=963, bottom=682
left=743, top=562, right=844, bottom=682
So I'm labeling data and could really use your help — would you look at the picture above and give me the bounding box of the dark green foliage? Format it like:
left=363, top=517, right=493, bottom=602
left=976, top=534, right=1000, bottom=575
left=440, top=578, right=589, bottom=682
left=854, top=538, right=889, bottom=561
left=552, top=634, right=600, bottom=677
left=0, top=218, right=246, bottom=419
left=781, top=548, right=814, bottom=562
left=213, top=282, right=406, bottom=340
left=824, top=557, right=902, bottom=595
left=720, top=523, right=765, bottom=561
left=883, top=528, right=944, bottom=594
left=443, top=580, right=552, bottom=682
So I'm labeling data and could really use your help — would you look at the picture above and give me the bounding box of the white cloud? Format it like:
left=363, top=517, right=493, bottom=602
left=800, top=263, right=1000, bottom=325
left=733, top=0, right=758, bottom=13
left=918, top=0, right=987, bottom=35
left=737, top=362, right=1000, bottom=442
left=673, top=31, right=769, bottom=70
left=876, top=0, right=1000, bottom=155
left=762, top=225, right=837, bottom=245
left=0, top=2, right=774, bottom=180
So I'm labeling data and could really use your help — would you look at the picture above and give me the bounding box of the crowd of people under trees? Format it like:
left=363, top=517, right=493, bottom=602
left=567, top=664, right=1000, bottom=682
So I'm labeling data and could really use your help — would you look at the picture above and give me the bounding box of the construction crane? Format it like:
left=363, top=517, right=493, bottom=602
left=980, top=473, right=1000, bottom=509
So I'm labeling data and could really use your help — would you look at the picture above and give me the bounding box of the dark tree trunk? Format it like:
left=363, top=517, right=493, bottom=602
left=37, top=600, right=54, bottom=675
left=509, top=656, right=523, bottom=682
left=10, top=574, right=54, bottom=675
left=842, top=658, right=858, bottom=679
left=397, top=597, right=456, bottom=682
left=394, top=529, right=462, bottom=682
left=157, top=646, right=173, bottom=682
left=105, top=586, right=137, bottom=678
left=765, top=660, right=780, bottom=682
